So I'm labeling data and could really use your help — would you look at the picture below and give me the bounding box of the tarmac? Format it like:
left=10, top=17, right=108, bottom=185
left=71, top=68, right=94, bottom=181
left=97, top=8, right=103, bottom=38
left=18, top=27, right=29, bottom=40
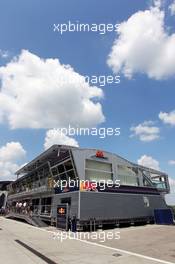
left=0, top=217, right=175, bottom=264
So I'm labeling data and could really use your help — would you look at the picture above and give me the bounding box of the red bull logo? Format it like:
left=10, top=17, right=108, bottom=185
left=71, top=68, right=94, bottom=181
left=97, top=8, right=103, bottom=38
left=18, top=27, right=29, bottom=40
left=96, top=150, right=104, bottom=158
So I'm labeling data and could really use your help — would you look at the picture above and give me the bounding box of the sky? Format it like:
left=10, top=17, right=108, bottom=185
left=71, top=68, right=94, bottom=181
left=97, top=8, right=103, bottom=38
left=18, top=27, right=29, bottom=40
left=0, top=0, right=175, bottom=193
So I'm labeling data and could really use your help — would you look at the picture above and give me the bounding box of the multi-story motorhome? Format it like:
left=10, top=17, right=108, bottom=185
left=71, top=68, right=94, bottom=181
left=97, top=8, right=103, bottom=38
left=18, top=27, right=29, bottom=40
left=7, top=145, right=170, bottom=229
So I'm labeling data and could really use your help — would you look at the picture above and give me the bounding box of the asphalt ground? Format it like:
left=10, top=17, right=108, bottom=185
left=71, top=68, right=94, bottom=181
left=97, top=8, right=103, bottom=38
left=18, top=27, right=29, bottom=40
left=0, top=217, right=175, bottom=264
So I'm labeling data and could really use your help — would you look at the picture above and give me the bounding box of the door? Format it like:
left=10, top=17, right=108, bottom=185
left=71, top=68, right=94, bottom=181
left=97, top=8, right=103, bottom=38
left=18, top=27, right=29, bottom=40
left=56, top=204, right=69, bottom=230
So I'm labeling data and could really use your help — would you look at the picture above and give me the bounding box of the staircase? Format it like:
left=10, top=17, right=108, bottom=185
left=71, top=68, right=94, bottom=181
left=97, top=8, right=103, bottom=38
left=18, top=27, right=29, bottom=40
left=6, top=213, right=48, bottom=227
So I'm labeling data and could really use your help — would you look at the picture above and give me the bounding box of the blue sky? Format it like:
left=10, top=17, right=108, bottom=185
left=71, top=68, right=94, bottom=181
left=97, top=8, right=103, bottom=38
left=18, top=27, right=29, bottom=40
left=0, top=0, right=175, bottom=188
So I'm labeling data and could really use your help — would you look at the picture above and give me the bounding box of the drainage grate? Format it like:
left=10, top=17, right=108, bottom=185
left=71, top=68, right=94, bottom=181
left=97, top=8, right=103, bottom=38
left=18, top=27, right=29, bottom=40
left=113, top=253, right=122, bottom=257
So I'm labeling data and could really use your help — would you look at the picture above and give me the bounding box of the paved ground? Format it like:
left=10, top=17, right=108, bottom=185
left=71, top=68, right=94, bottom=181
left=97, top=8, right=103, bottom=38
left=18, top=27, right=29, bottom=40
left=0, top=217, right=175, bottom=264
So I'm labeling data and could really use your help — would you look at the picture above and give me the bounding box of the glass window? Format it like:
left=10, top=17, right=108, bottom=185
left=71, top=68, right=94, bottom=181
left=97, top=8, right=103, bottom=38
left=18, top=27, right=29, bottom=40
left=86, top=160, right=112, bottom=172
left=143, top=178, right=152, bottom=187
left=118, top=165, right=138, bottom=186
left=64, top=160, right=73, bottom=171
left=54, top=175, right=60, bottom=182
left=86, top=170, right=112, bottom=181
left=152, top=180, right=166, bottom=189
left=85, top=159, right=112, bottom=181
left=51, top=167, right=58, bottom=176
left=57, top=164, right=65, bottom=174
left=59, top=173, right=67, bottom=181
left=67, top=169, right=76, bottom=180
left=150, top=173, right=167, bottom=190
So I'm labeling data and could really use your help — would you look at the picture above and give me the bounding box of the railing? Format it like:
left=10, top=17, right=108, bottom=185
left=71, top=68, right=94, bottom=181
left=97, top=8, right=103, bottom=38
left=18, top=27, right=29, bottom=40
left=7, top=204, right=52, bottom=217
left=33, top=205, right=52, bottom=216
left=8, top=186, right=54, bottom=199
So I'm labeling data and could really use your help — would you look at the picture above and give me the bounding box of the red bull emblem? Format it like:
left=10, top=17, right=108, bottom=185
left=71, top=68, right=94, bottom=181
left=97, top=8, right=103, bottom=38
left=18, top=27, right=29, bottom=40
left=96, top=150, right=104, bottom=158
left=58, top=208, right=65, bottom=214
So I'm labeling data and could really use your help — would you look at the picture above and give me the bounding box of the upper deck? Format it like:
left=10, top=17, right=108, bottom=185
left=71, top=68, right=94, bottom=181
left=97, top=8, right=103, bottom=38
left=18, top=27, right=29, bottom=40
left=7, top=145, right=170, bottom=199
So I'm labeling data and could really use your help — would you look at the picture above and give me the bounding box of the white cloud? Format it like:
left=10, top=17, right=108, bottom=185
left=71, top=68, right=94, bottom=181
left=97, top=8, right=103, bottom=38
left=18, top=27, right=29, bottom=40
left=138, top=155, right=160, bottom=170
left=0, top=49, right=9, bottom=59
left=159, top=110, right=175, bottom=125
left=168, top=177, right=175, bottom=193
left=0, top=50, right=104, bottom=129
left=44, top=129, right=79, bottom=150
left=169, top=160, right=175, bottom=165
left=153, top=0, right=162, bottom=9
left=169, top=1, right=175, bottom=15
left=130, top=121, right=160, bottom=142
left=107, top=3, right=175, bottom=79
left=0, top=142, right=26, bottom=180
left=165, top=193, right=175, bottom=205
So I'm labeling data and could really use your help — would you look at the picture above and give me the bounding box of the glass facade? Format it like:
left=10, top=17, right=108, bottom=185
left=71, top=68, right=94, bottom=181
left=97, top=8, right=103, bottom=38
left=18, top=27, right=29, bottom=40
left=151, top=173, right=167, bottom=190
left=117, top=165, right=139, bottom=186
left=85, top=160, right=113, bottom=181
left=7, top=147, right=169, bottom=196
left=51, top=158, right=77, bottom=181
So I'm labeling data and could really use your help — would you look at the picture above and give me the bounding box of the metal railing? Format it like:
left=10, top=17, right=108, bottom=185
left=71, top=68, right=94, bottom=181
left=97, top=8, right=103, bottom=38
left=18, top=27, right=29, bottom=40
left=7, top=204, right=52, bottom=217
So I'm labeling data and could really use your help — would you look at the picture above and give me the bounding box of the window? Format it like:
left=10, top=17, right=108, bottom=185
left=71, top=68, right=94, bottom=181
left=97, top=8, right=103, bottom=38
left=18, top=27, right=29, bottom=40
left=150, top=173, right=167, bottom=190
left=67, top=169, right=76, bottom=180
left=51, top=158, right=78, bottom=185
left=142, top=170, right=152, bottom=187
left=41, top=197, right=52, bottom=215
left=64, top=160, right=73, bottom=171
left=86, top=170, right=112, bottom=181
left=143, top=178, right=152, bottom=187
left=85, top=160, right=112, bottom=181
left=152, top=181, right=166, bottom=189
left=59, top=173, right=67, bottom=181
left=118, top=165, right=138, bottom=186
left=51, top=167, right=58, bottom=176
left=57, top=164, right=65, bottom=174
left=86, top=160, right=111, bottom=172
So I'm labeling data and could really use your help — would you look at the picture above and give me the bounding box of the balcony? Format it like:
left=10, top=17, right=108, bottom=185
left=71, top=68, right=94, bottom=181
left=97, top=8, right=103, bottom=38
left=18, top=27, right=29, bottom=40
left=8, top=185, right=54, bottom=200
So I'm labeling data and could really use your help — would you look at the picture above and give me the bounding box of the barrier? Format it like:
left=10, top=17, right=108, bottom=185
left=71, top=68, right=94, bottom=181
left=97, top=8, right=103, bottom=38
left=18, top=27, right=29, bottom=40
left=154, top=209, right=174, bottom=225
